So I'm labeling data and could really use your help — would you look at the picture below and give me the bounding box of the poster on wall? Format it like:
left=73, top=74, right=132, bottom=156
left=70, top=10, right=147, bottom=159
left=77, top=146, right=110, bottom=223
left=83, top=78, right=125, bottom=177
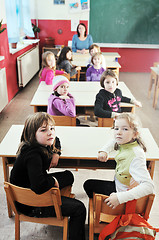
left=68, top=0, right=89, bottom=13
left=68, top=0, right=81, bottom=13
left=80, top=0, right=89, bottom=11
left=54, top=0, right=65, bottom=4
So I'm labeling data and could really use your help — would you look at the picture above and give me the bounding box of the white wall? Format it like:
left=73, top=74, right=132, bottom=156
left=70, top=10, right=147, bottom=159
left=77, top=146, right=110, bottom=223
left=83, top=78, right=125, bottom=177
left=0, top=0, right=7, bottom=23
left=30, top=0, right=89, bottom=21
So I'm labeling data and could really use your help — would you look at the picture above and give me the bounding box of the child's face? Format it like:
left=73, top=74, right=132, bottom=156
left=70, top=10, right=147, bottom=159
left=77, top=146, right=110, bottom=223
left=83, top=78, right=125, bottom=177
left=93, top=56, right=102, bottom=67
left=46, top=54, right=55, bottom=68
left=56, top=82, right=69, bottom=96
left=66, top=50, right=72, bottom=60
left=104, top=76, right=117, bottom=93
left=114, top=118, right=136, bottom=145
left=90, top=47, right=98, bottom=56
left=35, top=121, right=56, bottom=147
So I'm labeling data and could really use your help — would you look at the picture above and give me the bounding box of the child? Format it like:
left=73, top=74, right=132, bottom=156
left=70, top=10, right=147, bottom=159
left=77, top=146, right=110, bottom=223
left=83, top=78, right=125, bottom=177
left=84, top=113, right=154, bottom=208
left=57, top=46, right=81, bottom=81
left=94, top=69, right=142, bottom=118
left=86, top=52, right=105, bottom=81
left=86, top=44, right=106, bottom=69
left=39, top=51, right=64, bottom=85
left=10, top=112, right=86, bottom=240
left=47, top=75, right=76, bottom=117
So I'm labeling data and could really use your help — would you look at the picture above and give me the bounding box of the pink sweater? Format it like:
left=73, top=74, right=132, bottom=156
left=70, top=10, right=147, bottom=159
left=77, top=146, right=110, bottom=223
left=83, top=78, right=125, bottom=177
left=39, top=67, right=64, bottom=85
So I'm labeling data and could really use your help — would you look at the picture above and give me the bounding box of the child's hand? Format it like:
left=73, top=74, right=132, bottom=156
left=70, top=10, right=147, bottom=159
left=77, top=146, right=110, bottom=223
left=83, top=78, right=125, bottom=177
left=97, top=151, right=108, bottom=162
left=132, top=99, right=142, bottom=107
left=49, top=153, right=59, bottom=170
left=104, top=192, right=119, bottom=209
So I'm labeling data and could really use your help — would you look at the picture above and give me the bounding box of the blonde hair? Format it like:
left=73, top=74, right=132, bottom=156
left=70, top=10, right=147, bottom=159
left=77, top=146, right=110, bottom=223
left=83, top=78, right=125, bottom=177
left=91, top=52, right=102, bottom=65
left=17, top=112, right=56, bottom=157
left=39, top=51, right=56, bottom=78
left=113, top=113, right=147, bottom=152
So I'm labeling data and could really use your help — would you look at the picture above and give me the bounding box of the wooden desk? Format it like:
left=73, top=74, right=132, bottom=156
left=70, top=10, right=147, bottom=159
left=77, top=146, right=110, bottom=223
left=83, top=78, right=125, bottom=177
left=0, top=125, right=158, bottom=217
left=148, top=67, right=159, bottom=109
left=31, top=82, right=135, bottom=113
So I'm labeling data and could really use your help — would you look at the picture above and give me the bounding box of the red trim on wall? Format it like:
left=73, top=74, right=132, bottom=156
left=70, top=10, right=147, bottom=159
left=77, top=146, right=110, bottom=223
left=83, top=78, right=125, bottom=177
left=101, top=47, right=159, bottom=72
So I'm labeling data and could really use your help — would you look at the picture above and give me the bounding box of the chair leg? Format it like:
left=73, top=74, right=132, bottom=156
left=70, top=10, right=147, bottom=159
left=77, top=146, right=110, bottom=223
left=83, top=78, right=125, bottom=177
left=15, top=214, right=20, bottom=240
left=63, top=218, right=68, bottom=240
left=89, top=198, right=94, bottom=240
left=148, top=73, right=155, bottom=98
left=153, top=77, right=159, bottom=109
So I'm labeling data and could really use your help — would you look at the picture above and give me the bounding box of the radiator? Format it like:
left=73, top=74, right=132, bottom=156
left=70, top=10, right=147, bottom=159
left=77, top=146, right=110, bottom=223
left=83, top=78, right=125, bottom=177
left=17, top=45, right=39, bottom=87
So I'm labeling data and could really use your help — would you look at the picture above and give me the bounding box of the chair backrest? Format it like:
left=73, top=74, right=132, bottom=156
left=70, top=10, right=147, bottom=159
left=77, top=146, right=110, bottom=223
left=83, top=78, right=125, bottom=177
left=60, top=69, right=80, bottom=81
left=4, top=182, right=63, bottom=220
left=52, top=115, right=76, bottom=126
left=93, top=193, right=155, bottom=225
left=98, top=118, right=114, bottom=127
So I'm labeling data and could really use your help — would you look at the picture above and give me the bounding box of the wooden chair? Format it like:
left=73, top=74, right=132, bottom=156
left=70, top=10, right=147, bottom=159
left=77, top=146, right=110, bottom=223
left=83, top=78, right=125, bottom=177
left=89, top=193, right=155, bottom=240
left=4, top=182, right=72, bottom=240
left=42, top=47, right=61, bottom=60
left=70, top=69, right=80, bottom=81
left=52, top=115, right=76, bottom=126
left=60, top=69, right=80, bottom=81
left=98, top=117, right=114, bottom=127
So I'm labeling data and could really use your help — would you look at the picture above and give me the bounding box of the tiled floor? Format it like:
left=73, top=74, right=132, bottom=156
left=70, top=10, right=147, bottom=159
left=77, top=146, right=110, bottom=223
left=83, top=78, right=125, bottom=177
left=0, top=72, right=159, bottom=239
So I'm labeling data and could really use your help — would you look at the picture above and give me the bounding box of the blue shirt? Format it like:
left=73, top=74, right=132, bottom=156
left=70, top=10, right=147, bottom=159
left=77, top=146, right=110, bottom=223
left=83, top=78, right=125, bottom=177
left=72, top=34, right=93, bottom=52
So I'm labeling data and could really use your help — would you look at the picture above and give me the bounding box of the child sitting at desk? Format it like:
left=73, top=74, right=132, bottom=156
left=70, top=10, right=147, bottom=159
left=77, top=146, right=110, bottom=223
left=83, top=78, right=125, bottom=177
left=39, top=51, right=64, bottom=85
left=86, top=44, right=106, bottom=69
left=84, top=113, right=154, bottom=207
left=10, top=112, right=86, bottom=240
left=86, top=52, right=105, bottom=82
left=57, top=46, right=81, bottom=81
left=47, top=75, right=76, bottom=117
left=94, top=69, right=142, bottom=118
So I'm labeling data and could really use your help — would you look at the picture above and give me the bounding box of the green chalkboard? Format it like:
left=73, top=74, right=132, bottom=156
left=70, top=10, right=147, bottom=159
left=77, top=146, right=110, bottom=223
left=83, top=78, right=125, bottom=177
left=90, top=0, right=159, bottom=44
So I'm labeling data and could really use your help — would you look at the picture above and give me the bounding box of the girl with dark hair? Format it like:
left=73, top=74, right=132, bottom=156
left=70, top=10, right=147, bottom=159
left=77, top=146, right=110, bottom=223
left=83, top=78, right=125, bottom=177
left=57, top=46, right=81, bottom=80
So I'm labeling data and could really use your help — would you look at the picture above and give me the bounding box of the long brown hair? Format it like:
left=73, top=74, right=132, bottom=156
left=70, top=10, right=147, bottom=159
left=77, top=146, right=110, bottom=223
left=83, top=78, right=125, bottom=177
left=113, top=113, right=147, bottom=152
left=17, top=112, right=56, bottom=157
left=39, top=51, right=56, bottom=78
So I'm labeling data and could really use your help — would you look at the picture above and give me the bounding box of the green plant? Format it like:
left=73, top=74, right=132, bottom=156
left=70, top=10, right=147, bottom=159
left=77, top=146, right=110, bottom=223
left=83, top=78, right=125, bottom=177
left=32, top=23, right=40, bottom=33
left=0, top=19, right=6, bottom=34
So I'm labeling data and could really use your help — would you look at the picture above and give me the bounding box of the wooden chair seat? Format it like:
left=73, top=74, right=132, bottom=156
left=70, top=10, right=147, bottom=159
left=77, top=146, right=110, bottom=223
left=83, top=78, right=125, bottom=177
left=4, top=182, right=72, bottom=240
left=89, top=193, right=155, bottom=240
left=51, top=115, right=76, bottom=126
left=98, top=117, right=114, bottom=127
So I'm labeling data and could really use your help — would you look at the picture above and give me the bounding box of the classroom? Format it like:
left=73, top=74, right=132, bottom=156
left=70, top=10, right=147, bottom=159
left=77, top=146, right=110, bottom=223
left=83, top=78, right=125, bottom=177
left=0, top=0, right=159, bottom=239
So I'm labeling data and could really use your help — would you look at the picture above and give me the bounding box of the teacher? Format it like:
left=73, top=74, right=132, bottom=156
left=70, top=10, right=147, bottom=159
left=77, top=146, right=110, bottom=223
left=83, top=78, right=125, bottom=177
left=72, top=23, right=93, bottom=54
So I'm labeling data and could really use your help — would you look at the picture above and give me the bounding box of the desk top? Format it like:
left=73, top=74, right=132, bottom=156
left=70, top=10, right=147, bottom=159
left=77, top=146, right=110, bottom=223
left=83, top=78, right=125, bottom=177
left=31, top=82, right=135, bottom=107
left=72, top=52, right=121, bottom=68
left=0, top=125, right=159, bottom=161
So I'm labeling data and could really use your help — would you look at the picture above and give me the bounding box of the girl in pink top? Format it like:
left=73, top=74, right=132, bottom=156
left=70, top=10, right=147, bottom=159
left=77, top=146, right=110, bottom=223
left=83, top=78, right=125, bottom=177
left=39, top=51, right=64, bottom=85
